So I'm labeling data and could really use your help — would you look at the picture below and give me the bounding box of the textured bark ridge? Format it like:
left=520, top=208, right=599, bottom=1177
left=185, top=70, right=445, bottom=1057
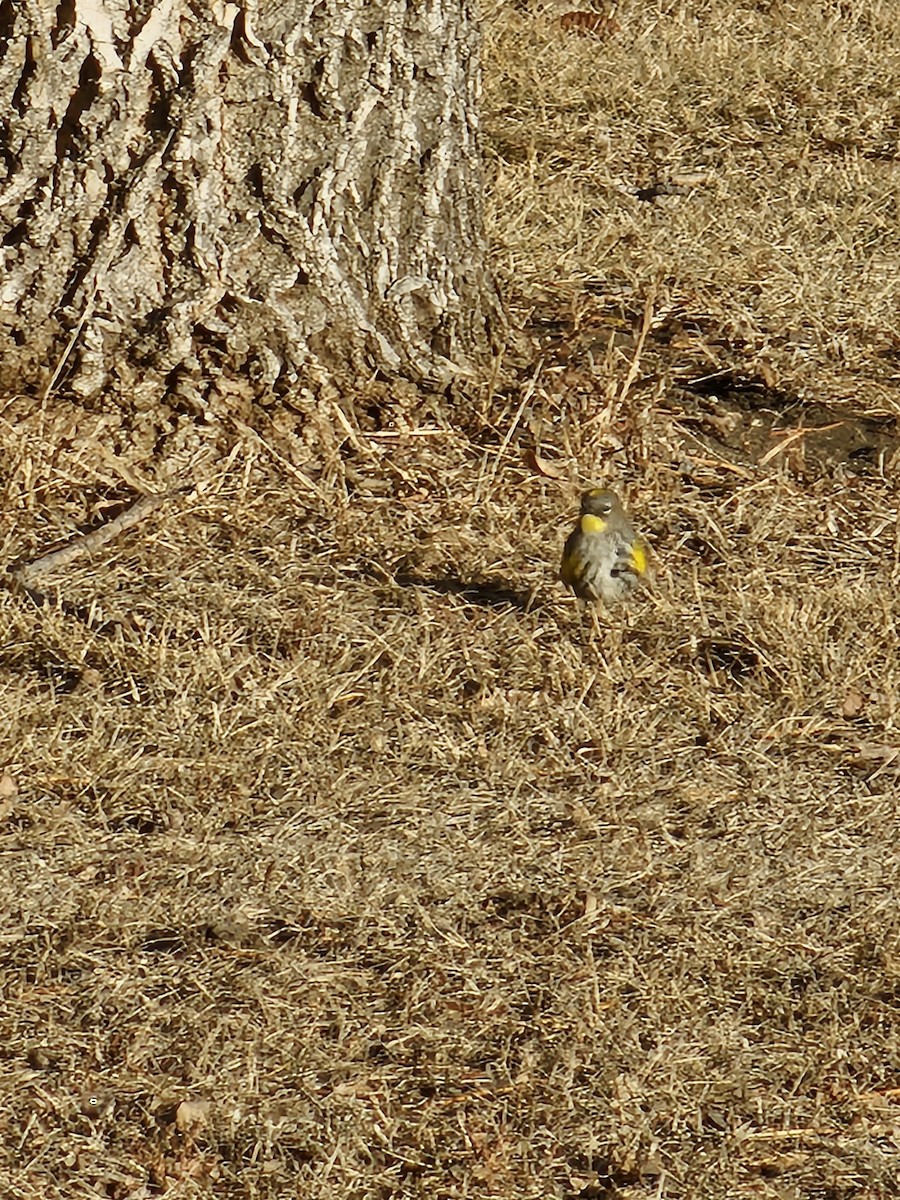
left=0, top=1, right=503, bottom=405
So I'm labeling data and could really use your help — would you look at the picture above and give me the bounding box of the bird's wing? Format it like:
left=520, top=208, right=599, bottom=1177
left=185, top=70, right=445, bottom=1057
left=559, top=528, right=580, bottom=586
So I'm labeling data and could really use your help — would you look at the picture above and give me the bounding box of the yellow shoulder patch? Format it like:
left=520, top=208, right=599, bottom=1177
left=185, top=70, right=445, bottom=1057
left=631, top=539, right=648, bottom=576
left=580, top=514, right=607, bottom=535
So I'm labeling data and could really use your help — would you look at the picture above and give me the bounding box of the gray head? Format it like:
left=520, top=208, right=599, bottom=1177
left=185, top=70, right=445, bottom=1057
left=580, top=488, right=623, bottom=518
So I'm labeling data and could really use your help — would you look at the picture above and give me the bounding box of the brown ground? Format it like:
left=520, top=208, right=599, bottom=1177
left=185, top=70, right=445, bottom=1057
left=3, top=2, right=900, bottom=1197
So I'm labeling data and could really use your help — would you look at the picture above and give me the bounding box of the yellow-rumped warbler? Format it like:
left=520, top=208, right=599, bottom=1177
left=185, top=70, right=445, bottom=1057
left=560, top=487, right=649, bottom=605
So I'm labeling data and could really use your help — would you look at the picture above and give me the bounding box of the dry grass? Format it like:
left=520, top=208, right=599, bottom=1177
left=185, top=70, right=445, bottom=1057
left=485, top=0, right=900, bottom=410
left=3, top=2, right=900, bottom=1197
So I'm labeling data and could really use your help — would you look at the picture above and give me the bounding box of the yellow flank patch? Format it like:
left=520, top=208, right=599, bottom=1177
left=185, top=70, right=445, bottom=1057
left=580, top=514, right=607, bottom=535
left=631, top=539, right=648, bottom=576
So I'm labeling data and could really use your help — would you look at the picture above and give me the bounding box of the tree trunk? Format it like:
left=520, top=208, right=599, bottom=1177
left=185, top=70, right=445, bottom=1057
left=0, top=1, right=503, bottom=407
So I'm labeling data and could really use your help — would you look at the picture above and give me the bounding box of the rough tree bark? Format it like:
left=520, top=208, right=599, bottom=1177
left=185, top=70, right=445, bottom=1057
left=0, top=1, right=504, bottom=407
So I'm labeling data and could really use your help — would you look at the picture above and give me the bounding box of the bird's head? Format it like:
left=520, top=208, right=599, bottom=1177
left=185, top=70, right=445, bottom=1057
left=580, top=488, right=621, bottom=518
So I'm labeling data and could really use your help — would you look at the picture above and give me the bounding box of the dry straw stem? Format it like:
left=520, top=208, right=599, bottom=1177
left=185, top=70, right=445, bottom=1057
left=1, top=2, right=900, bottom=1199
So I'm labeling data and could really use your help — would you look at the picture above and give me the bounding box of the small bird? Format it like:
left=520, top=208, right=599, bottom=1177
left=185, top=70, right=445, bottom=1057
left=560, top=487, right=649, bottom=606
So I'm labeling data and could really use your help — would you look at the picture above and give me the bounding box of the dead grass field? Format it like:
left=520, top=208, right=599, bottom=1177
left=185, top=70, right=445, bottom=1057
left=3, top=1, right=900, bottom=1197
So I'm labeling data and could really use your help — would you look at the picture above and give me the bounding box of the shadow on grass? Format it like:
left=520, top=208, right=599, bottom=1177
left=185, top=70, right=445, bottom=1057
left=395, top=573, right=542, bottom=613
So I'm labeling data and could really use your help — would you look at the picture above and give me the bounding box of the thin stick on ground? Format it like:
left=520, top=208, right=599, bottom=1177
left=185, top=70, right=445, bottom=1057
left=226, top=415, right=328, bottom=503
left=617, top=282, right=658, bottom=406
left=477, top=358, right=544, bottom=501
left=9, top=489, right=186, bottom=586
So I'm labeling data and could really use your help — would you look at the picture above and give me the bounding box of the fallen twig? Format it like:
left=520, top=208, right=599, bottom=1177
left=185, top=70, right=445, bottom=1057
left=8, top=488, right=187, bottom=587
